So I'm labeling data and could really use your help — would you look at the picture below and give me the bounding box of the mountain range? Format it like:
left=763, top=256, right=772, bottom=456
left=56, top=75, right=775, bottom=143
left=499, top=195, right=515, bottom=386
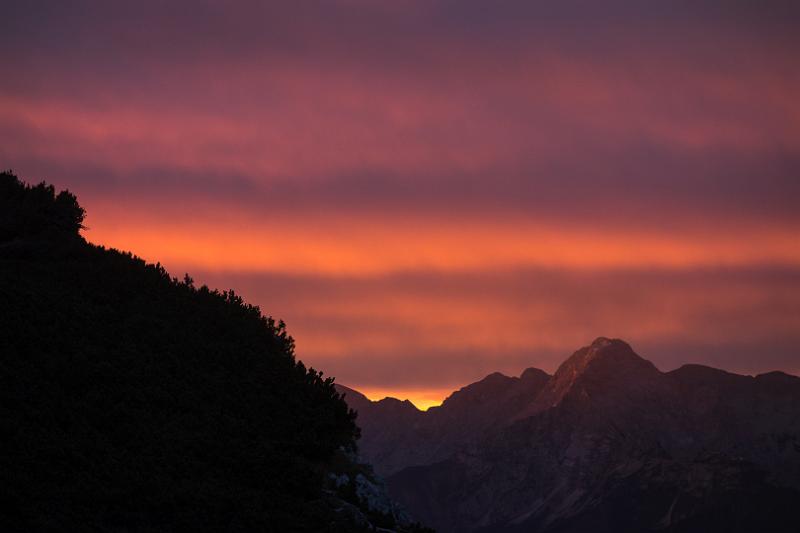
left=337, top=338, right=800, bottom=532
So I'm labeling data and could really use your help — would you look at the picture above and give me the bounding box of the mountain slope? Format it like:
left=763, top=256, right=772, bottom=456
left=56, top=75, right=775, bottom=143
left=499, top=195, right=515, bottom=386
left=342, top=338, right=800, bottom=532
left=0, top=171, right=393, bottom=531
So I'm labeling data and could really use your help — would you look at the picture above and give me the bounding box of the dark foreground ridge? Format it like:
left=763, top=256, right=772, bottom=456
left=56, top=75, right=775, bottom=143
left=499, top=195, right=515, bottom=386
left=0, top=172, right=431, bottom=532
left=339, top=338, right=800, bottom=532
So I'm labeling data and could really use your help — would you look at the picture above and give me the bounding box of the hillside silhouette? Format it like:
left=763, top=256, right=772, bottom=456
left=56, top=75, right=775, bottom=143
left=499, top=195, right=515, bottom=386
left=0, top=171, right=429, bottom=531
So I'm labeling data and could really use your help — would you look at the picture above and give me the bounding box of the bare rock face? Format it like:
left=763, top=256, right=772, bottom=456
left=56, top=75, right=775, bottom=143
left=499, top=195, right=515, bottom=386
left=339, top=338, right=800, bottom=532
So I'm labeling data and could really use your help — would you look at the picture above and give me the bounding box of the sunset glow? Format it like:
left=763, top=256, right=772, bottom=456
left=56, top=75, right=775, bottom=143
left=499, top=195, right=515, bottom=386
left=3, top=1, right=799, bottom=405
left=356, top=388, right=453, bottom=412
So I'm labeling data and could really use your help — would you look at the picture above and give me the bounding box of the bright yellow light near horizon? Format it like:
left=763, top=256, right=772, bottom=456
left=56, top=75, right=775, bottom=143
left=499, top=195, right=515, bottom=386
left=356, top=387, right=453, bottom=411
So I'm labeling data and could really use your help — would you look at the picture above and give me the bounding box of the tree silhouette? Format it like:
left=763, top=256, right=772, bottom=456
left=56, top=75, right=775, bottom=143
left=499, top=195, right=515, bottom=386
left=0, top=172, right=367, bottom=531
left=0, top=170, right=85, bottom=241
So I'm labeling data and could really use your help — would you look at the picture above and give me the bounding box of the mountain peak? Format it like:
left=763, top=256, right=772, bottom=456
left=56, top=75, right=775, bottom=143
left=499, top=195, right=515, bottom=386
left=439, top=372, right=515, bottom=410
left=527, top=338, right=661, bottom=414
left=519, top=368, right=551, bottom=397
left=520, top=367, right=550, bottom=382
left=376, top=397, right=420, bottom=410
left=560, top=337, right=644, bottom=375
left=589, top=336, right=615, bottom=348
left=587, top=336, right=633, bottom=354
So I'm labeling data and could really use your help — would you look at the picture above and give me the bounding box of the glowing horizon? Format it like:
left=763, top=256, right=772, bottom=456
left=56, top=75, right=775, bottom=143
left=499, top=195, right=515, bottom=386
left=3, top=1, right=799, bottom=400
left=354, top=387, right=454, bottom=412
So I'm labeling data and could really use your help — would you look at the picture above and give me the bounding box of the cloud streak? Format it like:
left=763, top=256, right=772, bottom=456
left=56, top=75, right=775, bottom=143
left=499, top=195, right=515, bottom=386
left=194, top=267, right=800, bottom=389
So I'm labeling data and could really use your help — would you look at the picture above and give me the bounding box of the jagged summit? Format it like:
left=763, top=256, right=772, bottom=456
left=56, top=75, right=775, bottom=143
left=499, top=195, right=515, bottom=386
left=524, top=337, right=661, bottom=414
left=590, top=335, right=616, bottom=347
left=345, top=339, right=671, bottom=430
left=558, top=336, right=660, bottom=384
left=334, top=385, right=422, bottom=416
left=339, top=339, right=800, bottom=533
left=375, top=397, right=421, bottom=411
left=552, top=337, right=652, bottom=376
left=439, top=372, right=514, bottom=408
left=580, top=336, right=643, bottom=364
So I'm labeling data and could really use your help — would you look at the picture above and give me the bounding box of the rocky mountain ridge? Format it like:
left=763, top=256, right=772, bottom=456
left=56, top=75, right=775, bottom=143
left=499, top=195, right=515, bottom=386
left=338, top=338, right=800, bottom=532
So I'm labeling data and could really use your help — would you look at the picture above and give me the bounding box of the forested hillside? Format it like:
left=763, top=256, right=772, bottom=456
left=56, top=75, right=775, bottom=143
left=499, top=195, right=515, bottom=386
left=0, top=171, right=395, bottom=531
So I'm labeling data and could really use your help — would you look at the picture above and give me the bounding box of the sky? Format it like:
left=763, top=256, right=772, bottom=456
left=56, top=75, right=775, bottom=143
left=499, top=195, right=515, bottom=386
left=2, top=1, right=799, bottom=409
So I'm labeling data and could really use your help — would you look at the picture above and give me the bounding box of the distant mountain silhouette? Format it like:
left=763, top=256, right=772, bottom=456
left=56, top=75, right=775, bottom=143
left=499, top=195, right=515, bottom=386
left=338, top=338, right=800, bottom=532
left=0, top=172, right=431, bottom=532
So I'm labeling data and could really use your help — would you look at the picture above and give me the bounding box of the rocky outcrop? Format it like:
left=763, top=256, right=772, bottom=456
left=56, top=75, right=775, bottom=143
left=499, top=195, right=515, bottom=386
left=325, top=451, right=432, bottom=532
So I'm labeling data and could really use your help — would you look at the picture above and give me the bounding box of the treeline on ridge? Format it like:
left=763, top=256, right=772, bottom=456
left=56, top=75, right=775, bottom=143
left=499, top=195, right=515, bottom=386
left=0, top=171, right=364, bottom=530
